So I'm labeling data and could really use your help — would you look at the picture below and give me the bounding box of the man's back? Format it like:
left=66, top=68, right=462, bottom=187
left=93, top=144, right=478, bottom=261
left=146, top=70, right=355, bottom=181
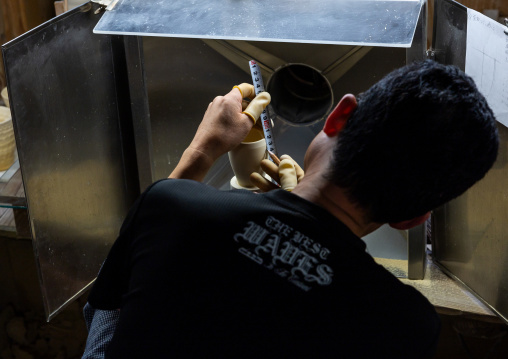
left=88, top=179, right=440, bottom=358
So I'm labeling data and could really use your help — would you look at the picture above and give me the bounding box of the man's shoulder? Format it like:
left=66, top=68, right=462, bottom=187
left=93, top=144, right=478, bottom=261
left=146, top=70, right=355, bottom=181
left=148, top=178, right=254, bottom=195
left=146, top=179, right=222, bottom=200
left=150, top=178, right=209, bottom=191
left=141, top=179, right=260, bottom=212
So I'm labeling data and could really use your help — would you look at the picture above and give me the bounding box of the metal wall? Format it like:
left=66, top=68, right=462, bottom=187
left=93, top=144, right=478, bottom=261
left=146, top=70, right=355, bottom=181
left=2, top=3, right=139, bottom=320
left=432, top=0, right=508, bottom=324
left=433, top=123, right=508, bottom=323
left=142, top=38, right=407, bottom=183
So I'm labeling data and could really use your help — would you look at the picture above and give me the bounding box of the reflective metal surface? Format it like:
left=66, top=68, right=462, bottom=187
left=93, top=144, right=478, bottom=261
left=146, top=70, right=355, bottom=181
left=2, top=3, right=139, bottom=320
left=432, top=0, right=467, bottom=71
left=432, top=0, right=508, bottom=324
left=407, top=219, right=427, bottom=279
left=95, top=0, right=424, bottom=47
left=123, top=36, right=155, bottom=192
left=142, top=38, right=407, bottom=182
left=433, top=122, right=508, bottom=324
left=406, top=0, right=427, bottom=64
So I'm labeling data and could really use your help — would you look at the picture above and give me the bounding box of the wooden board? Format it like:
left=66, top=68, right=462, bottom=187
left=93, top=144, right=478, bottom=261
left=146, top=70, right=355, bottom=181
left=54, top=0, right=68, bottom=16
left=0, top=0, right=55, bottom=42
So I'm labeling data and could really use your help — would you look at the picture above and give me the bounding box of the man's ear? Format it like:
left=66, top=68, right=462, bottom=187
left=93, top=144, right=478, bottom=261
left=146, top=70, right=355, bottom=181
left=389, top=212, right=431, bottom=230
left=323, top=94, right=357, bottom=137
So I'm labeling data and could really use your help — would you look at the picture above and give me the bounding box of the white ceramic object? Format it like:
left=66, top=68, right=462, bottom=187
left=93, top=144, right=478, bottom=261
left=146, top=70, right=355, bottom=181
left=228, top=126, right=267, bottom=190
left=0, top=106, right=16, bottom=171
left=1, top=87, right=8, bottom=108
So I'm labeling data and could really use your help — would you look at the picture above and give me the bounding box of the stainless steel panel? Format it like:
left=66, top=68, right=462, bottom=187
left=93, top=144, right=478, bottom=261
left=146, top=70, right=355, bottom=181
left=123, top=36, right=156, bottom=192
left=403, top=2, right=427, bottom=280
left=2, top=3, right=139, bottom=320
left=362, top=222, right=428, bottom=280
left=431, top=0, right=508, bottom=324
left=142, top=38, right=407, bottom=182
left=433, top=122, right=508, bottom=324
left=406, top=0, right=427, bottom=64
left=432, top=0, right=467, bottom=71
left=95, top=0, right=424, bottom=47
left=407, top=220, right=427, bottom=279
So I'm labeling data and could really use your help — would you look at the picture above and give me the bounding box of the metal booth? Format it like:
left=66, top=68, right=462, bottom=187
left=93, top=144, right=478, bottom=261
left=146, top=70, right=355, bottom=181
left=2, top=0, right=507, bottom=324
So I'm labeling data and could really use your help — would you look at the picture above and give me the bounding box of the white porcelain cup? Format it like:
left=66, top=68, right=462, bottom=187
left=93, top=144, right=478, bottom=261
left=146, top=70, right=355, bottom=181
left=228, top=126, right=267, bottom=190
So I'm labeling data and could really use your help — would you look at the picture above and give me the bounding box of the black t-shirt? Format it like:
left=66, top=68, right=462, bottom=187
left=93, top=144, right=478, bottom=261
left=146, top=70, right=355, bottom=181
left=88, top=179, right=440, bottom=358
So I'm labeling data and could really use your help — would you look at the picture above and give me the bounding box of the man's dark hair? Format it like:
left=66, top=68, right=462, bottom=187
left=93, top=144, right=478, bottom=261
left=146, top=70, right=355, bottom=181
left=327, top=60, right=499, bottom=223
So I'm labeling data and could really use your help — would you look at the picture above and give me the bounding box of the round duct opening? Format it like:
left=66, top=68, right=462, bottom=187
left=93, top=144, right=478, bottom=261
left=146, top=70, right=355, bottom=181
left=267, top=64, right=333, bottom=126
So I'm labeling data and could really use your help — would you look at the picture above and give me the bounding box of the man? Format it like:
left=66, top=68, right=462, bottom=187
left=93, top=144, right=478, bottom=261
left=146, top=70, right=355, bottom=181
left=83, top=60, right=499, bottom=358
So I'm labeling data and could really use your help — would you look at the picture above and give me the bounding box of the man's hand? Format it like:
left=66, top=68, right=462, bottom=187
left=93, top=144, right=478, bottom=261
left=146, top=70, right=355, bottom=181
left=169, top=84, right=270, bottom=181
left=250, top=153, right=305, bottom=192
left=190, top=83, right=270, bottom=161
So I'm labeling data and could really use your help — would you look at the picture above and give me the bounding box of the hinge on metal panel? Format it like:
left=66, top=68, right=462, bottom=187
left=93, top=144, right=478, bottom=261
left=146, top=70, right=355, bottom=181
left=92, top=0, right=119, bottom=14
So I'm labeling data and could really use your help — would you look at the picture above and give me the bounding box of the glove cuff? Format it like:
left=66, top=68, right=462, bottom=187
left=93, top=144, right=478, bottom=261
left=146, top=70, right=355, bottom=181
left=233, top=83, right=256, bottom=99
left=242, top=111, right=257, bottom=124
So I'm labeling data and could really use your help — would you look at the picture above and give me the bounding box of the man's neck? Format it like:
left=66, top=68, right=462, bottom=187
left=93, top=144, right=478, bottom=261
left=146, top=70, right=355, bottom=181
left=292, top=176, right=382, bottom=238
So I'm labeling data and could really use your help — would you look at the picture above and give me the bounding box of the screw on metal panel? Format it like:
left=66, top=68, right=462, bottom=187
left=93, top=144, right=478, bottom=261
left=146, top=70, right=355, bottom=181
left=79, top=3, right=92, bottom=12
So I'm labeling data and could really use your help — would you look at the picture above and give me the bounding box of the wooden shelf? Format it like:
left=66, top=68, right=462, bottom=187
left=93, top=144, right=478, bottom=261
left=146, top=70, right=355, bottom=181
left=0, top=158, right=29, bottom=238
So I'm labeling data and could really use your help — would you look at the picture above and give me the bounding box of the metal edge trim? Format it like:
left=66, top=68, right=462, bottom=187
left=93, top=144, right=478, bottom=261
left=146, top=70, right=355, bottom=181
left=432, top=258, right=508, bottom=325
left=46, top=280, right=96, bottom=321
